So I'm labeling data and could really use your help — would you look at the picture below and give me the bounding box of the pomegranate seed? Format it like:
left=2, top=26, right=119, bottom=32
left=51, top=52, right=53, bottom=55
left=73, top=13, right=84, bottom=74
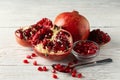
left=23, top=59, right=29, bottom=64
left=43, top=66, right=48, bottom=71
left=77, top=73, right=82, bottom=78
left=26, top=55, right=32, bottom=59
left=52, top=69, right=56, bottom=73
left=53, top=74, right=58, bottom=79
left=38, top=66, right=43, bottom=71
left=33, top=61, right=38, bottom=66
left=71, top=72, right=76, bottom=77
left=31, top=53, right=37, bottom=57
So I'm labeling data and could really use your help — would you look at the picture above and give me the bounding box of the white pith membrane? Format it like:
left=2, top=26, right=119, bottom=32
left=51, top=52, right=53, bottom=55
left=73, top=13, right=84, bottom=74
left=35, top=26, right=72, bottom=55
left=22, top=25, right=32, bottom=31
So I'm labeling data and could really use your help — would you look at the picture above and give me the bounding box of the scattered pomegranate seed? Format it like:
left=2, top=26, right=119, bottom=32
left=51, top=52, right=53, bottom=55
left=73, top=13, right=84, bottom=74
left=43, top=66, right=48, bottom=71
left=38, top=66, right=43, bottom=71
left=71, top=72, right=76, bottom=77
left=23, top=59, right=29, bottom=64
left=31, top=53, right=37, bottom=57
left=33, top=61, right=38, bottom=66
left=77, top=73, right=82, bottom=78
left=26, top=55, right=32, bottom=59
left=53, top=74, right=58, bottom=79
left=52, top=69, right=56, bottom=73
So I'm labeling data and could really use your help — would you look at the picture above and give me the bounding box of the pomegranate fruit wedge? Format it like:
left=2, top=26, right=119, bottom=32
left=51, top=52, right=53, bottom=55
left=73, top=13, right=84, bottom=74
left=15, top=18, right=53, bottom=47
left=88, top=29, right=111, bottom=45
left=32, top=25, right=73, bottom=60
left=54, top=10, right=90, bottom=42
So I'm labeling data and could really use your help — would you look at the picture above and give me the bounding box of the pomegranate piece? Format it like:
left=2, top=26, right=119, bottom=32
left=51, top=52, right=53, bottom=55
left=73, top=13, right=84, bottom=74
left=15, top=18, right=53, bottom=47
left=33, top=61, right=37, bottom=65
left=77, top=73, right=82, bottom=78
left=26, top=55, right=32, bottom=59
left=52, top=74, right=58, bottom=79
left=88, top=29, right=111, bottom=45
left=32, top=25, right=73, bottom=60
left=23, top=59, right=29, bottom=64
left=38, top=66, right=43, bottom=71
left=31, top=53, right=37, bottom=57
left=43, top=66, right=48, bottom=71
left=71, top=72, right=76, bottom=77
left=36, top=18, right=53, bottom=29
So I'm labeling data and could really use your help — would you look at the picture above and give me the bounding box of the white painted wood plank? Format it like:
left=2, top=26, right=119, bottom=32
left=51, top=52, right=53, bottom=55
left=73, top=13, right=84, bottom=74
left=0, top=0, right=120, bottom=27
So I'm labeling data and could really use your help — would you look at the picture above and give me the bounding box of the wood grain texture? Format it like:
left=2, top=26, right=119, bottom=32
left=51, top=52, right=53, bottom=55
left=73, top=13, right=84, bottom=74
left=0, top=0, right=120, bottom=80
left=0, top=0, right=120, bottom=27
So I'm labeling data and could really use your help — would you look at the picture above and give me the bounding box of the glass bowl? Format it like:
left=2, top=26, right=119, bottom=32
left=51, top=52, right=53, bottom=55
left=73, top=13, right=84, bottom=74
left=72, top=40, right=100, bottom=61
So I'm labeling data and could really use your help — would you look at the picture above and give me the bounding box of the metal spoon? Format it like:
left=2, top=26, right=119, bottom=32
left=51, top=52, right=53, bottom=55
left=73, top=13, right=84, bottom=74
left=52, top=58, right=112, bottom=73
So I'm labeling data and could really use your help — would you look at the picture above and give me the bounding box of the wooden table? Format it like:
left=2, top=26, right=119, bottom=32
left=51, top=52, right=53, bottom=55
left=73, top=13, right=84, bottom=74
left=0, top=0, right=120, bottom=80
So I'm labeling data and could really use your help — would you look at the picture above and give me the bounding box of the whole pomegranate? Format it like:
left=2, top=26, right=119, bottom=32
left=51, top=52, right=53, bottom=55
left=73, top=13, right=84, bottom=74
left=15, top=18, right=53, bottom=47
left=54, top=10, right=90, bottom=42
left=32, top=25, right=73, bottom=60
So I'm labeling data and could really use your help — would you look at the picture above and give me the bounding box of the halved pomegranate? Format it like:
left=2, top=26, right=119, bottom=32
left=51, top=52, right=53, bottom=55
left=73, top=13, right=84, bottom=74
left=32, top=25, right=73, bottom=60
left=15, top=18, right=53, bottom=47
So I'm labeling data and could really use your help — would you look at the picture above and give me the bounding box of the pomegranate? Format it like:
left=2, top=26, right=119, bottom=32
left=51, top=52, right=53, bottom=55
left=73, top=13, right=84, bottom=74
left=88, top=29, right=111, bottom=45
left=15, top=18, right=53, bottom=47
left=32, top=25, right=73, bottom=60
left=54, top=10, right=90, bottom=42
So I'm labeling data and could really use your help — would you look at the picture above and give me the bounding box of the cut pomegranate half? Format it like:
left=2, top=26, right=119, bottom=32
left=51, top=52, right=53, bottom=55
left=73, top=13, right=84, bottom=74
left=32, top=25, right=73, bottom=60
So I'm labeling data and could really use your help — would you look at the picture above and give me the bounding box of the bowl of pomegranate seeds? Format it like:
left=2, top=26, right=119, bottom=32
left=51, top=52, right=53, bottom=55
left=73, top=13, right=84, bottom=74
left=72, top=40, right=100, bottom=60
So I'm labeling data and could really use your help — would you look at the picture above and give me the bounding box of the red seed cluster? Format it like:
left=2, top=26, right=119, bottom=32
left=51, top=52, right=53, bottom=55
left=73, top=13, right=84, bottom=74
left=73, top=40, right=99, bottom=56
left=88, top=29, right=111, bottom=45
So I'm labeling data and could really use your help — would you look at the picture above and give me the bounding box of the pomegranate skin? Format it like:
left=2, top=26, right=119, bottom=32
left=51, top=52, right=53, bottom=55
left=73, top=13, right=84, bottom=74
left=54, top=10, right=90, bottom=42
left=15, top=34, right=32, bottom=47
left=34, top=47, right=72, bottom=61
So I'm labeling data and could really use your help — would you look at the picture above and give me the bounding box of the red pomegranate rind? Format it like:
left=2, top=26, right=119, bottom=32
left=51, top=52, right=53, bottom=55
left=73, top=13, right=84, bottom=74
left=15, top=34, right=32, bottom=47
left=34, top=48, right=71, bottom=60
left=32, top=25, right=73, bottom=60
left=88, top=29, right=111, bottom=45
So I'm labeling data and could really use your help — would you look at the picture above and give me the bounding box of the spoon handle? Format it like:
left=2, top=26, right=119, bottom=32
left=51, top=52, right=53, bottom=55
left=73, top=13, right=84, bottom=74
left=72, top=58, right=113, bottom=68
